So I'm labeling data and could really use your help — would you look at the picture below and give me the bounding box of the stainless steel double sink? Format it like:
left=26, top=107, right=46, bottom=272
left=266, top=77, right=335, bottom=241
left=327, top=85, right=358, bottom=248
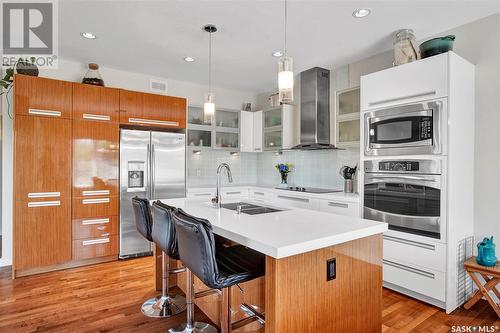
left=221, top=202, right=283, bottom=215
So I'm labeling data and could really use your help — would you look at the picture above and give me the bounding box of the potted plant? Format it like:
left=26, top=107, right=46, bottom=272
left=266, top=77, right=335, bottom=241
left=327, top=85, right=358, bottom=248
left=275, top=163, right=293, bottom=187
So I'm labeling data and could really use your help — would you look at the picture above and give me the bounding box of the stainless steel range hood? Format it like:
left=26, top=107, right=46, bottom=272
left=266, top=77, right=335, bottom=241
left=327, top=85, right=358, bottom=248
left=291, top=67, right=340, bottom=150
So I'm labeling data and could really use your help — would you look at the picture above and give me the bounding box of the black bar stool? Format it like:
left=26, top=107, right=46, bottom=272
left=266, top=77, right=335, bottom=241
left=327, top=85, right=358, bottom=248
left=142, top=201, right=187, bottom=317
left=170, top=208, right=265, bottom=333
left=132, top=197, right=186, bottom=318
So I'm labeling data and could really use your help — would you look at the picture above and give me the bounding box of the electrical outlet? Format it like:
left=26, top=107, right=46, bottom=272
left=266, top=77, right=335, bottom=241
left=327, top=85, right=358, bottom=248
left=327, top=258, right=336, bottom=281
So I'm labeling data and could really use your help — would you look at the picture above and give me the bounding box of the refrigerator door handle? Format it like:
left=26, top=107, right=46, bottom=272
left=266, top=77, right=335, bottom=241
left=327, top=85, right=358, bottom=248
left=151, top=144, right=156, bottom=199
left=146, top=143, right=151, bottom=199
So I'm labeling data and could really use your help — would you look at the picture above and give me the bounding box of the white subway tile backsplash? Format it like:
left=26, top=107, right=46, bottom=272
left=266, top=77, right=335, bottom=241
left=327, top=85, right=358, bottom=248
left=187, top=147, right=360, bottom=190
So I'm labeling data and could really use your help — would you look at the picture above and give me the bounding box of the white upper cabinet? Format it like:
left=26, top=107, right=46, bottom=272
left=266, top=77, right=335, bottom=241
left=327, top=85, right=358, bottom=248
left=360, top=52, right=449, bottom=111
left=240, top=110, right=263, bottom=152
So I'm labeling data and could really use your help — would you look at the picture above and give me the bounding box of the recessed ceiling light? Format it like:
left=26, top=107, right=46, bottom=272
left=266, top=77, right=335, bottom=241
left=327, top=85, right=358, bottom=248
left=272, top=51, right=283, bottom=57
left=80, top=32, right=96, bottom=39
left=352, top=8, right=371, bottom=18
left=184, top=57, right=195, bottom=62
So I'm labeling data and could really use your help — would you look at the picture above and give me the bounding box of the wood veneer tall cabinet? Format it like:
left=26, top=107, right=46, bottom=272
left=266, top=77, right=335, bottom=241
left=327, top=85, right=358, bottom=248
left=71, top=83, right=120, bottom=261
left=13, top=75, right=73, bottom=276
left=13, top=75, right=187, bottom=277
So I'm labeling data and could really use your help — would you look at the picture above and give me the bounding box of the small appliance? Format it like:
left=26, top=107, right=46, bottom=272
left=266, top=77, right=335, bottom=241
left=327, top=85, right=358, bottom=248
left=477, top=237, right=497, bottom=267
left=364, top=99, right=445, bottom=156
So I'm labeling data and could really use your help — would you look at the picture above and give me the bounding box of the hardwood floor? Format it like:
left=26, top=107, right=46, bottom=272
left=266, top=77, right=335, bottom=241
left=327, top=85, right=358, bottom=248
left=0, top=257, right=498, bottom=332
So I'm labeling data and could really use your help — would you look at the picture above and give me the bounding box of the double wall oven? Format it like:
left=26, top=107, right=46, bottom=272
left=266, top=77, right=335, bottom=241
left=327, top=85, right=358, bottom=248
left=364, top=159, right=442, bottom=239
left=363, top=98, right=446, bottom=240
left=364, top=100, right=445, bottom=156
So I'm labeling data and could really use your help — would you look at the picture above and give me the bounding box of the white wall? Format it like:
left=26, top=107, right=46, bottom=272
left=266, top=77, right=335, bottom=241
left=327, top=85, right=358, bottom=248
left=0, top=58, right=256, bottom=267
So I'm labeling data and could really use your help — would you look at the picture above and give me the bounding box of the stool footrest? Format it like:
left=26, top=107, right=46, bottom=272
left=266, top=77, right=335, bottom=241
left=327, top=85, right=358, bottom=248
left=240, top=303, right=265, bottom=324
left=169, top=266, right=187, bottom=274
left=195, top=288, right=222, bottom=299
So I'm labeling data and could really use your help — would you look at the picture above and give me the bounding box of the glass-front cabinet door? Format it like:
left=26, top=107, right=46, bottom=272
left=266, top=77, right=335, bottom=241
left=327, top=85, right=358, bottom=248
left=188, top=106, right=212, bottom=126
left=187, top=129, right=212, bottom=147
left=215, top=132, right=239, bottom=149
left=215, top=110, right=239, bottom=129
left=187, top=106, right=240, bottom=150
left=336, top=87, right=360, bottom=147
left=264, top=130, right=282, bottom=149
left=264, top=107, right=282, bottom=128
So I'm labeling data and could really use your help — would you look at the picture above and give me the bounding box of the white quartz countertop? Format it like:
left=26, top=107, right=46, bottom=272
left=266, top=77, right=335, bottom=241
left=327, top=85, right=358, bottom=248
left=159, top=197, right=387, bottom=259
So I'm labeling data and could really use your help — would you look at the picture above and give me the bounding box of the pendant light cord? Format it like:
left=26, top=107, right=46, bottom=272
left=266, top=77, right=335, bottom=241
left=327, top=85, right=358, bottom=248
left=208, top=31, right=212, bottom=95
left=284, top=0, right=288, bottom=56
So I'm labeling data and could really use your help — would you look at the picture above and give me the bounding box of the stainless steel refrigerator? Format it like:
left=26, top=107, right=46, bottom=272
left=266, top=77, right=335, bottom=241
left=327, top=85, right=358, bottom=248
left=119, top=129, right=186, bottom=259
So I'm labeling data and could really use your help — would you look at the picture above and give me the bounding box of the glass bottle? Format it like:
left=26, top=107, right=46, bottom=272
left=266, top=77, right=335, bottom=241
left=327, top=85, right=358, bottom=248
left=393, top=29, right=420, bottom=66
left=82, top=63, right=105, bottom=86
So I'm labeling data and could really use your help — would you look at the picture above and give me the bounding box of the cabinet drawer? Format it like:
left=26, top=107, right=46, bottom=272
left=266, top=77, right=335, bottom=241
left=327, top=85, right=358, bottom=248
left=72, top=235, right=118, bottom=261
left=72, top=216, right=118, bottom=240
left=318, top=199, right=359, bottom=217
left=275, top=194, right=318, bottom=210
left=383, top=259, right=445, bottom=302
left=72, top=195, right=118, bottom=219
left=249, top=189, right=275, bottom=203
left=383, top=235, right=446, bottom=273
left=360, top=53, right=448, bottom=110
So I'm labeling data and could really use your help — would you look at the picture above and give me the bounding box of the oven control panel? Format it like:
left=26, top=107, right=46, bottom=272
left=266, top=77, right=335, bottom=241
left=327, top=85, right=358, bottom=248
left=379, top=161, right=420, bottom=172
left=365, top=159, right=441, bottom=175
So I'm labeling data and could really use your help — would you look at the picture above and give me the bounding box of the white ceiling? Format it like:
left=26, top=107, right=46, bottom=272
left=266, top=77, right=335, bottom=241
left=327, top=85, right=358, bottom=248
left=59, top=0, right=499, bottom=93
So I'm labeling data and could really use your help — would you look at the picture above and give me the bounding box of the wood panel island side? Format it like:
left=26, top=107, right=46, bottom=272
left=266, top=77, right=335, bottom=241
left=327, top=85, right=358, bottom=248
left=157, top=197, right=387, bottom=333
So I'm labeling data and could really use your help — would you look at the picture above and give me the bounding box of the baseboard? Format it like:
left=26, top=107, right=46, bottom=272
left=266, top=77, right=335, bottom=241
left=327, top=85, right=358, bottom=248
left=383, top=281, right=446, bottom=310
left=14, top=255, right=117, bottom=278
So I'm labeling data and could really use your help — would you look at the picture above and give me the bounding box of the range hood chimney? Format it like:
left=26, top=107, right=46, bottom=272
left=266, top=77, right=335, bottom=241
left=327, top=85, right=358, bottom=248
left=292, top=67, right=339, bottom=150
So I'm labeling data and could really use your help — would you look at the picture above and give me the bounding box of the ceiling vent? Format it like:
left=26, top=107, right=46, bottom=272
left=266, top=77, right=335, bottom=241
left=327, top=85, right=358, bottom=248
left=150, top=79, right=168, bottom=93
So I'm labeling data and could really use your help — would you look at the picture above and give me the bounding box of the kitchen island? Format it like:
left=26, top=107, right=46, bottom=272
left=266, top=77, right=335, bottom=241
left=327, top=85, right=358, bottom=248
left=159, top=197, right=388, bottom=333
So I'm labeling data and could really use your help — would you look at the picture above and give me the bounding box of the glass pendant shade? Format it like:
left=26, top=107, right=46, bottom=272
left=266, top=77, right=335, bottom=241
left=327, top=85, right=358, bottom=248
left=278, top=56, right=294, bottom=104
left=204, top=92, right=215, bottom=123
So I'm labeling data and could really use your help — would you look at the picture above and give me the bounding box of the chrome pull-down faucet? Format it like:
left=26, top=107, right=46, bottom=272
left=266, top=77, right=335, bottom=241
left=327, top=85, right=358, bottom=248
left=212, top=163, right=233, bottom=208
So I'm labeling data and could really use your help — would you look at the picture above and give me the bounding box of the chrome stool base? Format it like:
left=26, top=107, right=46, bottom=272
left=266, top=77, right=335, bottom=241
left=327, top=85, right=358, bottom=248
left=141, top=294, right=187, bottom=318
left=168, top=322, right=218, bottom=333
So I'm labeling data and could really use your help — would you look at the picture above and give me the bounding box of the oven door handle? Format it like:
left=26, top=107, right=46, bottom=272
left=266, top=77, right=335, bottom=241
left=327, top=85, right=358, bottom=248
left=368, top=175, right=438, bottom=182
left=364, top=206, right=440, bottom=220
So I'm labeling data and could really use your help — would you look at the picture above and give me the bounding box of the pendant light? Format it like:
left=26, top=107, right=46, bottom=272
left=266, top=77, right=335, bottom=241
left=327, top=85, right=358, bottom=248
left=203, top=24, right=217, bottom=123
left=278, top=0, right=293, bottom=104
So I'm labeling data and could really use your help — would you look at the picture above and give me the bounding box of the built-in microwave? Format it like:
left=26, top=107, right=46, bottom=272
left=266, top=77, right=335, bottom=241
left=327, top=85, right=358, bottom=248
left=364, top=100, right=444, bottom=156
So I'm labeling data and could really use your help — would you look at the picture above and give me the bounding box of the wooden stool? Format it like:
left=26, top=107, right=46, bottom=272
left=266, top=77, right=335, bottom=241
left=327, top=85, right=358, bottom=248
left=463, top=257, right=500, bottom=318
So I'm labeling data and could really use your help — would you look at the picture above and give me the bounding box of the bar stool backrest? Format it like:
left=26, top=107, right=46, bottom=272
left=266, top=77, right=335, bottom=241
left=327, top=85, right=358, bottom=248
left=132, top=197, right=153, bottom=242
left=151, top=201, right=180, bottom=260
left=172, top=208, right=220, bottom=289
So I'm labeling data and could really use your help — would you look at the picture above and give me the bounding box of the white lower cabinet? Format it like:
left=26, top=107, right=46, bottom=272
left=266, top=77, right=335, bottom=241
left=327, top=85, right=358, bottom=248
left=188, top=187, right=361, bottom=218
left=383, top=234, right=446, bottom=273
left=275, top=193, right=319, bottom=210
left=317, top=199, right=360, bottom=217
left=383, top=258, right=446, bottom=302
